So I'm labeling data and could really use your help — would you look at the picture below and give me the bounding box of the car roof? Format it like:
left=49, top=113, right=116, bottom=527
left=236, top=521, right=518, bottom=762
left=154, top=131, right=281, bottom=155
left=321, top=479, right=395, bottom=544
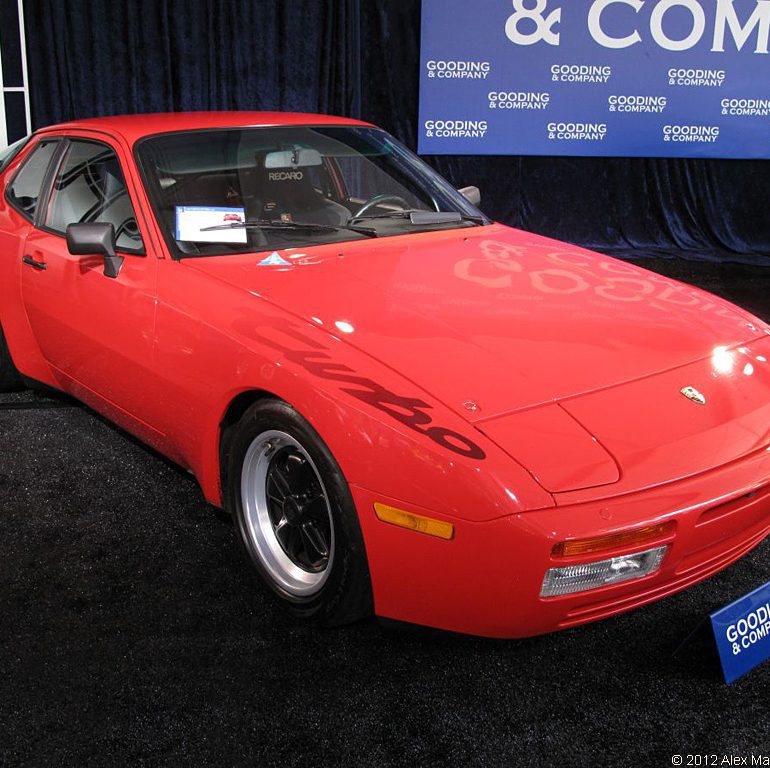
left=35, top=111, right=375, bottom=145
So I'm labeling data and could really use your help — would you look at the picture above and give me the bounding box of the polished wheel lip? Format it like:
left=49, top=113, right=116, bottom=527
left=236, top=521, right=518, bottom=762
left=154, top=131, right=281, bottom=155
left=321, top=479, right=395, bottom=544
left=241, top=430, right=335, bottom=598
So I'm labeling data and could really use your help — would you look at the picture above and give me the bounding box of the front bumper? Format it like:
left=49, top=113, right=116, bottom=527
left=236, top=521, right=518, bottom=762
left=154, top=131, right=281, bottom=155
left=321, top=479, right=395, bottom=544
left=352, top=444, right=770, bottom=638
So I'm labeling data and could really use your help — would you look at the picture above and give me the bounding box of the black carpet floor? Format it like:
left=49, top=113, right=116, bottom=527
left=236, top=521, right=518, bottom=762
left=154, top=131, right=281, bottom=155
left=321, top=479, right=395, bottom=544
left=1, top=257, right=769, bottom=767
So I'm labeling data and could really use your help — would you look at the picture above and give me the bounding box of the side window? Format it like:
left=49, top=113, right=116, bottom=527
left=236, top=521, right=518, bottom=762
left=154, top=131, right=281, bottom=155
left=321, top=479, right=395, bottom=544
left=6, top=141, right=58, bottom=221
left=46, top=140, right=144, bottom=253
left=0, top=136, right=31, bottom=173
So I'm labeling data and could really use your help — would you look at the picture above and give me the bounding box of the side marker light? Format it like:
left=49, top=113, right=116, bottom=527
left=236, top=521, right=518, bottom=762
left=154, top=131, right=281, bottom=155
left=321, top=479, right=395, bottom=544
left=374, top=503, right=454, bottom=540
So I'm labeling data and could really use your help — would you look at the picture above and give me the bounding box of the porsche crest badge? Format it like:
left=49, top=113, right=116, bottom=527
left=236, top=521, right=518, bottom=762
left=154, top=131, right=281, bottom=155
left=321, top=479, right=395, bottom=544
left=680, top=386, right=706, bottom=405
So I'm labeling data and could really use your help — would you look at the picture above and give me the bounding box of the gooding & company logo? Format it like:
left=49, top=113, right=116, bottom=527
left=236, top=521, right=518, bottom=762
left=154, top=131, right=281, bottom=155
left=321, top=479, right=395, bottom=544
left=489, top=91, right=550, bottom=110
left=609, top=95, right=667, bottom=113
left=548, top=122, right=608, bottom=141
left=668, top=68, right=726, bottom=87
left=424, top=119, right=489, bottom=139
left=505, top=0, right=770, bottom=55
left=721, top=97, right=770, bottom=116
left=426, top=60, right=491, bottom=80
left=663, top=124, right=720, bottom=143
left=551, top=64, right=612, bottom=83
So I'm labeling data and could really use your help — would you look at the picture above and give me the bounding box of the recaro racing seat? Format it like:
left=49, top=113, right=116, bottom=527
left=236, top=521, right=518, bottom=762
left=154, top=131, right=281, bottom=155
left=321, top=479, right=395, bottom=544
left=248, top=156, right=350, bottom=226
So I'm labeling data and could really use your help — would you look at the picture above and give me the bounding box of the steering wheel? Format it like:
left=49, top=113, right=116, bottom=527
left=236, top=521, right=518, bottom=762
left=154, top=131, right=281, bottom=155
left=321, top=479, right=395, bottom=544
left=351, top=194, right=410, bottom=219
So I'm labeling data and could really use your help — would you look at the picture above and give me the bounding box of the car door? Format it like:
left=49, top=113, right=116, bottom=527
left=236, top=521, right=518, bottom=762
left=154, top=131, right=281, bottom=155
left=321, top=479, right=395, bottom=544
left=20, top=133, right=165, bottom=447
left=1, top=138, right=62, bottom=380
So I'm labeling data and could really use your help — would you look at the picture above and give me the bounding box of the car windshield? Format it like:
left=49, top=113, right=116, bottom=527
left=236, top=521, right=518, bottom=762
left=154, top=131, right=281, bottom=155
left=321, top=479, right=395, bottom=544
left=136, top=126, right=488, bottom=257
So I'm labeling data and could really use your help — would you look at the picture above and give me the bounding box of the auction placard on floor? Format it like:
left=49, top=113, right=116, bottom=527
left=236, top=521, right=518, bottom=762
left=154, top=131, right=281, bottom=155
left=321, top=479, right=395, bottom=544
left=711, top=580, right=770, bottom=685
left=418, top=0, right=770, bottom=158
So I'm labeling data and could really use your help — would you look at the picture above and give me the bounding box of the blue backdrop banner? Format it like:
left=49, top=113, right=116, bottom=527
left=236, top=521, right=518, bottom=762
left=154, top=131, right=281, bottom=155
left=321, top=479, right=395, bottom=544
left=418, top=0, right=770, bottom=158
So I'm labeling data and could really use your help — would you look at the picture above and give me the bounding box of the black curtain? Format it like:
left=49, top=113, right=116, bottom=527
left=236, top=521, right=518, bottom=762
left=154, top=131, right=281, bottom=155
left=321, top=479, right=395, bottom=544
left=23, top=0, right=770, bottom=264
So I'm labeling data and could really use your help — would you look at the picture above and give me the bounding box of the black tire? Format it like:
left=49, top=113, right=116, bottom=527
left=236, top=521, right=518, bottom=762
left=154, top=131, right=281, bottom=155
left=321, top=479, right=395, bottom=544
left=0, top=325, right=23, bottom=392
left=225, top=398, right=373, bottom=626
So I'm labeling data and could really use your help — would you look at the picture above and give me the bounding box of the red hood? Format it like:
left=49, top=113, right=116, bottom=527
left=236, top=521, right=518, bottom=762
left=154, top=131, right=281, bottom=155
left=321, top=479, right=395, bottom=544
left=186, top=224, right=765, bottom=422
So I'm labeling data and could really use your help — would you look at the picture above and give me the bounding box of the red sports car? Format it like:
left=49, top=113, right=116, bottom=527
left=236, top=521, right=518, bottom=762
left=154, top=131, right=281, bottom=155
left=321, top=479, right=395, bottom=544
left=1, top=112, right=768, bottom=638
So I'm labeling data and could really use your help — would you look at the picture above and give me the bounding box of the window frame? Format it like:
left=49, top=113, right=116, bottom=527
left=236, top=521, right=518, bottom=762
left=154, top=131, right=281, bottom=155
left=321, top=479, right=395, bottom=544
left=37, top=136, right=146, bottom=256
left=4, top=137, right=65, bottom=223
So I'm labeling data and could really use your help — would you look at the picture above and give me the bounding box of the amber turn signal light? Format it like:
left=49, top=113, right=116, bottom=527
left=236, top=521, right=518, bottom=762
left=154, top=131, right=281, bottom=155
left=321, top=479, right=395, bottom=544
left=374, top=503, right=454, bottom=540
left=551, top=521, right=676, bottom=558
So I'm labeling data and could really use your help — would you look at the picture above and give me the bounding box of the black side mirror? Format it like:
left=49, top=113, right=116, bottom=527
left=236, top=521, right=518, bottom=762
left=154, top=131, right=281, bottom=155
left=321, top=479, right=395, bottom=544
left=66, top=223, right=124, bottom=279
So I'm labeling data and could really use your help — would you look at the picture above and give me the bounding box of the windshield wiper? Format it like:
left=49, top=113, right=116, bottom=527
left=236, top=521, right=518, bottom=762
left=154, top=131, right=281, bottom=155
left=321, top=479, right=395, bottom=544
left=351, top=210, right=486, bottom=226
left=201, top=218, right=379, bottom=238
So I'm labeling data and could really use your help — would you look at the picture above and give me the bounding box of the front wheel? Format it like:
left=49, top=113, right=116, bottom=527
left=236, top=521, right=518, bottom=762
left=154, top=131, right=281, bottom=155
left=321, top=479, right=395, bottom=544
left=225, top=399, right=373, bottom=626
left=0, top=325, right=22, bottom=392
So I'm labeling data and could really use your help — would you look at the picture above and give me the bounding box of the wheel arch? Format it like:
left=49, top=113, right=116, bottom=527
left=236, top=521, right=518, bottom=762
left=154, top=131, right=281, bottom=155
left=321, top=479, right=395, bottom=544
left=218, top=388, right=283, bottom=503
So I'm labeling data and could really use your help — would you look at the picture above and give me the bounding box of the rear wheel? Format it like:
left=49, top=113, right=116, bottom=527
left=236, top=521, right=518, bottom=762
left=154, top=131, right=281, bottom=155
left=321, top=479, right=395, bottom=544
left=0, top=325, right=22, bottom=392
left=226, top=399, right=373, bottom=626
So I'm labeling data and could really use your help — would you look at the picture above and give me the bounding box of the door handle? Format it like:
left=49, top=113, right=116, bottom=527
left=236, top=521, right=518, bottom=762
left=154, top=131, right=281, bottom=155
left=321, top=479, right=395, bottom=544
left=22, top=255, right=47, bottom=271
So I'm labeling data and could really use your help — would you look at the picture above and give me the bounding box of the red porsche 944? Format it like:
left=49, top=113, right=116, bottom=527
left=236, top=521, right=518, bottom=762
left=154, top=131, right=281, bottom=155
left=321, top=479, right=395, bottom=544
left=1, top=112, right=768, bottom=638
